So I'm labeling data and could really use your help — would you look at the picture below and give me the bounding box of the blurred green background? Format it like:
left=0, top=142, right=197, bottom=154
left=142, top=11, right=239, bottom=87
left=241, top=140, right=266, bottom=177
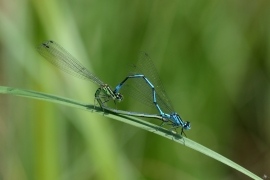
left=0, top=0, right=270, bottom=179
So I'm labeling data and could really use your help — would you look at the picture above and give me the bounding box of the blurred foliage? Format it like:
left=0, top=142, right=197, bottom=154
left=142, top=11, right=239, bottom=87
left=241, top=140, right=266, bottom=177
left=0, top=0, right=270, bottom=179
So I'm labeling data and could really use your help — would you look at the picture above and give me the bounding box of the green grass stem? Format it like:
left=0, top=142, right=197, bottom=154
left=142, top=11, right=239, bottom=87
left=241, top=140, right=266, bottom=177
left=0, top=86, right=262, bottom=180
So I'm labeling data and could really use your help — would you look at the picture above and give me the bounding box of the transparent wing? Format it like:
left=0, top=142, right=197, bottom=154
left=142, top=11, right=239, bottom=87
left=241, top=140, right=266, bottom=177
left=122, top=78, right=154, bottom=107
left=36, top=40, right=104, bottom=86
left=122, top=52, right=175, bottom=114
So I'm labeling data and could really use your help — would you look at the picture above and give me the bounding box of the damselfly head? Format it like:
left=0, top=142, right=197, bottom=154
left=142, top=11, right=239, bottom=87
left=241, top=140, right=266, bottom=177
left=172, top=113, right=191, bottom=130
left=115, top=93, right=124, bottom=102
left=183, top=121, right=191, bottom=130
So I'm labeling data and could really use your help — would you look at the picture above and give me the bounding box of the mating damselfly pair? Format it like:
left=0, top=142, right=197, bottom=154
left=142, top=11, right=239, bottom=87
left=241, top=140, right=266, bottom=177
left=36, top=40, right=191, bottom=135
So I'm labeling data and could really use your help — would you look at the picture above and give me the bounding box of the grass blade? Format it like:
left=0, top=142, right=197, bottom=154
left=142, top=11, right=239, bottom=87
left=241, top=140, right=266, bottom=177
left=0, top=86, right=262, bottom=180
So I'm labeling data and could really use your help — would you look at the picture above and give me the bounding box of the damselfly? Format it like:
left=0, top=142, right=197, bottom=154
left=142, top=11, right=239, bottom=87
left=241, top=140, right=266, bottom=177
left=112, top=52, right=191, bottom=135
left=36, top=40, right=123, bottom=107
left=37, top=40, right=190, bottom=135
